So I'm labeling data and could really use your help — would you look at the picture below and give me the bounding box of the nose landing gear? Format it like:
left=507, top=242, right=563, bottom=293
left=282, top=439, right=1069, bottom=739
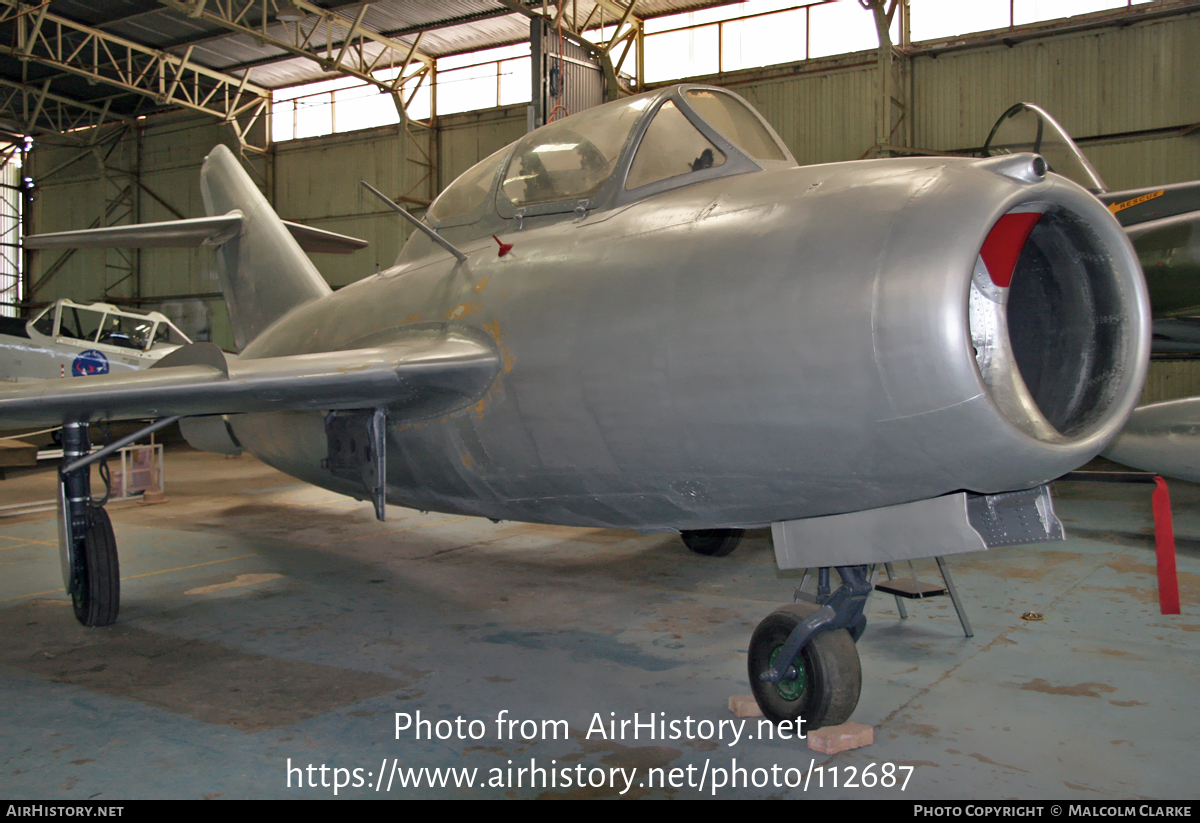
left=747, top=565, right=872, bottom=729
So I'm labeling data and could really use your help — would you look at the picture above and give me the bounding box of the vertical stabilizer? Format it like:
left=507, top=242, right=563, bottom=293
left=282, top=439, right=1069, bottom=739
left=201, top=145, right=331, bottom=349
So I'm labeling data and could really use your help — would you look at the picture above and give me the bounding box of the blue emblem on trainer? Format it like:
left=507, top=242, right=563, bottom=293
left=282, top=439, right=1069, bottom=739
left=72, top=349, right=109, bottom=376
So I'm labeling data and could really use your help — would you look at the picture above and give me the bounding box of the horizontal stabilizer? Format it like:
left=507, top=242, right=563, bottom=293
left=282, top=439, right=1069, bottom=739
left=23, top=214, right=368, bottom=255
left=24, top=214, right=242, bottom=249
left=281, top=221, right=370, bottom=254
left=0, top=335, right=499, bottom=428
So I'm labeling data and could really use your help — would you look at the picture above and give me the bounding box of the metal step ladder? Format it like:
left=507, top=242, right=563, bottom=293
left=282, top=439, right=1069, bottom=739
left=874, top=558, right=973, bottom=637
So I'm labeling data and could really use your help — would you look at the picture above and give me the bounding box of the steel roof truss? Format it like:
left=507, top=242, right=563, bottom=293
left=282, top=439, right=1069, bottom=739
left=0, top=0, right=270, bottom=126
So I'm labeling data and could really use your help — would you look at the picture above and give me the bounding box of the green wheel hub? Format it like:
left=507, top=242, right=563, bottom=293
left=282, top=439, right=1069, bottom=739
left=768, top=645, right=807, bottom=701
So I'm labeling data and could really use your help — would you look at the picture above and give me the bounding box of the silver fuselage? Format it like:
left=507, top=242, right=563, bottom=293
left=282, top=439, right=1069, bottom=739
left=227, top=156, right=1147, bottom=530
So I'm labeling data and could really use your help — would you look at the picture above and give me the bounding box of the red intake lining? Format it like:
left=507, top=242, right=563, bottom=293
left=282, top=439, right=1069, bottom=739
left=980, top=212, right=1041, bottom=288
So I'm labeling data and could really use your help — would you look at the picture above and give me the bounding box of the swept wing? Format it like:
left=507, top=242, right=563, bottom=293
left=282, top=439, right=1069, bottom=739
left=0, top=337, right=500, bottom=427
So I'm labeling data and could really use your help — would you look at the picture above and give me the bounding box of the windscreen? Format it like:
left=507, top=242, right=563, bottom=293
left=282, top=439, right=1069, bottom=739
left=429, top=147, right=508, bottom=222
left=984, top=103, right=1107, bottom=194
left=152, top=320, right=191, bottom=347
left=31, top=307, right=54, bottom=336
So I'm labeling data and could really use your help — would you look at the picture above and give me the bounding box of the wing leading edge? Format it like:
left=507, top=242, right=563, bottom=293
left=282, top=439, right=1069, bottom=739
left=0, top=336, right=500, bottom=428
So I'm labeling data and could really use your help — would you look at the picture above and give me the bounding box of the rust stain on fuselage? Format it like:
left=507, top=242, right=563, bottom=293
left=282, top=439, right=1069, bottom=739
left=446, top=302, right=482, bottom=320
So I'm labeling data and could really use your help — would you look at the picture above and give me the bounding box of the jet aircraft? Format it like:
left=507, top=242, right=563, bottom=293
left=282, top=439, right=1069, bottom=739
left=1, top=85, right=1150, bottom=728
left=982, top=103, right=1200, bottom=483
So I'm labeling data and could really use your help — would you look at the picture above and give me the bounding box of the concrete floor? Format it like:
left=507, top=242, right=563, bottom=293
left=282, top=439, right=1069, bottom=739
left=1, top=447, right=1197, bottom=799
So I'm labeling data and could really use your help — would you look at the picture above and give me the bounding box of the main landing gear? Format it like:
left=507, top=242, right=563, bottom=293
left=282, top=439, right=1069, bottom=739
left=58, top=421, right=120, bottom=627
left=681, top=528, right=744, bottom=556
left=747, top=565, right=872, bottom=729
left=57, top=416, right=181, bottom=627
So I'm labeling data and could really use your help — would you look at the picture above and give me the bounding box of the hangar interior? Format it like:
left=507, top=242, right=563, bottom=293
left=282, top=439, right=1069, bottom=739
left=1, top=0, right=1198, bottom=800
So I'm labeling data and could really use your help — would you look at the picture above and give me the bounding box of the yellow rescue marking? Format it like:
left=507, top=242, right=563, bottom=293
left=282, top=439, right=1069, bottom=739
left=185, top=572, right=283, bottom=595
left=1108, top=189, right=1164, bottom=214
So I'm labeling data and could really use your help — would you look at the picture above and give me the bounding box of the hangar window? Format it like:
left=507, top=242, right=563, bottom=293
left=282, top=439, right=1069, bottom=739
left=627, top=101, right=725, bottom=190
left=0, top=144, right=25, bottom=318
left=501, top=97, right=649, bottom=206
left=428, top=147, right=508, bottom=222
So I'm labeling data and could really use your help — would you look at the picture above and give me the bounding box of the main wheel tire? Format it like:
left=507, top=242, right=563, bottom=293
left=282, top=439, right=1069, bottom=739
left=71, top=507, right=120, bottom=627
left=748, top=603, right=861, bottom=729
left=681, top=528, right=744, bottom=557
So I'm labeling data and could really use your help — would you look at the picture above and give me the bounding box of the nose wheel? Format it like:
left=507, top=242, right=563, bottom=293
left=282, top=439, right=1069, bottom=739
left=747, top=565, right=871, bottom=728
left=748, top=603, right=861, bottom=728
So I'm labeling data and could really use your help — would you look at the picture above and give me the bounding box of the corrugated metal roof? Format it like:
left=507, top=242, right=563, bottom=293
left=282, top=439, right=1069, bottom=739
left=0, top=0, right=748, bottom=111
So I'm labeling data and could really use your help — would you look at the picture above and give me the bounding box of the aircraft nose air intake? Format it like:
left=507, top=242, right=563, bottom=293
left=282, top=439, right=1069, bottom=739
left=969, top=199, right=1146, bottom=444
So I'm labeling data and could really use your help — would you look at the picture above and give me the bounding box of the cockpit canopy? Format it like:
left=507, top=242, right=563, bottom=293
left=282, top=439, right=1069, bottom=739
left=29, top=299, right=192, bottom=352
left=413, top=84, right=795, bottom=257
left=984, top=103, right=1108, bottom=194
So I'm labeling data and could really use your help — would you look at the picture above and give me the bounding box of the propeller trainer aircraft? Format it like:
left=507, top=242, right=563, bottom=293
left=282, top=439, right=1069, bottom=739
left=0, top=299, right=194, bottom=381
left=3, top=84, right=1150, bottom=728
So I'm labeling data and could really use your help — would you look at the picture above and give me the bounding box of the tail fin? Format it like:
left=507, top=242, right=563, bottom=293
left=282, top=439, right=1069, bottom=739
left=23, top=145, right=345, bottom=351
left=201, top=145, right=331, bottom=349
